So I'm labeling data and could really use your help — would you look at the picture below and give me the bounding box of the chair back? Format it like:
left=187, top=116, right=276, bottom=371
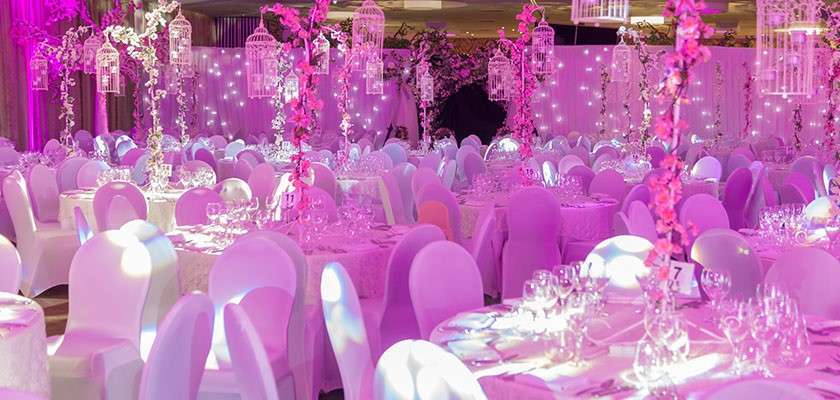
left=0, top=234, right=20, bottom=294
left=691, top=156, right=723, bottom=181
left=419, top=152, right=442, bottom=171
left=73, top=206, right=92, bottom=245
left=567, top=165, right=595, bottom=193
left=3, top=172, right=37, bottom=246
left=232, top=159, right=253, bottom=181
left=56, top=157, right=88, bottom=193
left=679, top=193, right=729, bottom=248
left=470, top=208, right=499, bottom=297
left=215, top=178, right=253, bottom=204
left=725, top=154, right=752, bottom=181
left=378, top=171, right=408, bottom=225
left=321, top=262, right=375, bottom=400
left=417, top=201, right=453, bottom=241
left=621, top=184, right=650, bottom=214
left=75, top=130, right=94, bottom=152
left=93, top=181, right=148, bottom=230
left=247, top=163, right=277, bottom=207
left=365, top=151, right=394, bottom=169
left=175, top=187, right=224, bottom=226
left=784, top=171, right=815, bottom=203
left=382, top=143, right=407, bottom=165
left=627, top=200, right=658, bottom=243
left=613, top=212, right=631, bottom=235
left=65, top=230, right=152, bottom=350
left=691, top=229, right=761, bottom=300
left=27, top=164, right=59, bottom=223
left=439, top=159, right=457, bottom=190
left=410, top=241, right=483, bottom=338
left=310, top=162, right=337, bottom=200
left=138, top=293, right=214, bottom=400
left=76, top=160, right=110, bottom=188
left=722, top=167, right=753, bottom=230
left=308, top=186, right=339, bottom=222
left=463, top=152, right=486, bottom=185
left=225, top=140, right=246, bottom=159
left=766, top=248, right=840, bottom=319
left=584, top=235, right=653, bottom=298
left=194, top=148, right=218, bottom=174
left=392, top=163, right=417, bottom=223
left=209, top=135, right=227, bottom=150
left=416, top=183, right=462, bottom=243
left=223, top=303, right=280, bottom=400
left=790, top=156, right=821, bottom=197
left=589, top=169, right=627, bottom=201
left=557, top=154, right=585, bottom=174
left=780, top=182, right=808, bottom=205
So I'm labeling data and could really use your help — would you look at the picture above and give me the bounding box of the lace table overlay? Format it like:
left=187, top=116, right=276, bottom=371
left=59, top=188, right=184, bottom=233
left=0, top=293, right=49, bottom=398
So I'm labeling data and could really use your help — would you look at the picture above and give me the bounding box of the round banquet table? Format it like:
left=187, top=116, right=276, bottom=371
left=430, top=300, right=840, bottom=399
left=740, top=228, right=840, bottom=276
left=58, top=187, right=184, bottom=233
left=458, top=191, right=619, bottom=243
left=169, top=223, right=410, bottom=304
left=0, top=293, right=49, bottom=398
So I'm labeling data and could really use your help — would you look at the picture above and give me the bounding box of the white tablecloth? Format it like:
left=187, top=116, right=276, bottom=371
left=58, top=188, right=184, bottom=233
left=0, top=293, right=49, bottom=398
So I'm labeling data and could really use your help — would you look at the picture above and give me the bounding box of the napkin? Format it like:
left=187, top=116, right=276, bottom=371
left=449, top=313, right=494, bottom=330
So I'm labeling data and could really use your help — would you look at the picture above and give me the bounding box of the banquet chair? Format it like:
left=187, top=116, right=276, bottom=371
left=55, top=157, right=88, bottom=193
left=382, top=143, right=408, bottom=165
left=765, top=248, right=840, bottom=319
left=0, top=234, right=21, bottom=294
left=138, top=293, right=214, bottom=400
left=824, top=164, right=838, bottom=195
left=545, top=136, right=570, bottom=153
left=410, top=241, right=484, bottom=339
left=441, top=143, right=458, bottom=161
left=391, top=163, right=417, bottom=223
left=591, top=152, right=618, bottom=173
left=438, top=160, right=457, bottom=190
left=73, top=206, right=93, bottom=246
left=569, top=146, right=590, bottom=167
left=232, top=158, right=253, bottom=181
left=93, top=181, right=149, bottom=231
left=3, top=172, right=78, bottom=296
left=646, top=146, right=666, bottom=168
left=416, top=183, right=462, bottom=244
left=469, top=208, right=500, bottom=297
left=589, top=168, right=627, bottom=201
left=224, top=303, right=280, bottom=400
left=202, top=236, right=297, bottom=398
left=567, top=165, right=595, bottom=193
left=209, top=135, right=227, bottom=150
left=592, top=146, right=620, bottom=165
left=48, top=230, right=152, bottom=400
left=463, top=152, right=486, bottom=187
left=121, top=147, right=145, bottom=167
left=364, top=225, right=446, bottom=358
left=743, top=167, right=769, bottom=229
left=225, top=140, right=246, bottom=159
left=584, top=235, right=653, bottom=299
left=780, top=182, right=808, bottom=205
left=621, top=184, right=650, bottom=214
left=613, top=212, right=631, bottom=236
left=131, top=153, right=151, bottom=186
left=502, top=187, right=561, bottom=298
left=358, top=137, right=373, bottom=154
left=310, top=162, right=338, bottom=201
left=194, top=148, right=219, bottom=175
left=373, top=340, right=487, bottom=400
left=321, top=262, right=375, bottom=400
left=114, top=135, right=136, bottom=158
left=182, top=160, right=217, bottom=185
left=75, top=130, right=94, bottom=153
left=237, top=149, right=264, bottom=168
left=456, top=146, right=479, bottom=177
left=308, top=186, right=339, bottom=222
left=417, top=201, right=454, bottom=241
left=215, top=178, right=253, bottom=204
left=248, top=163, right=279, bottom=208
left=679, top=193, right=730, bottom=249
left=120, top=220, right=180, bottom=360
left=411, top=167, right=440, bottom=201
left=724, top=154, right=752, bottom=181
left=684, top=143, right=705, bottom=169
left=418, top=152, right=442, bottom=171
left=461, top=135, right=482, bottom=150
left=626, top=200, right=658, bottom=243
left=567, top=131, right=582, bottom=145
left=691, top=156, right=723, bottom=181
left=28, top=164, right=60, bottom=223
left=721, top=168, right=753, bottom=230
left=691, top=229, right=762, bottom=300
left=76, top=159, right=111, bottom=188
left=378, top=171, right=409, bottom=225
left=366, top=151, right=395, bottom=170
left=576, top=135, right=592, bottom=152
left=557, top=154, right=585, bottom=174
left=541, top=160, right=559, bottom=187
left=175, top=188, right=224, bottom=227
left=791, top=155, right=822, bottom=197
left=705, top=379, right=822, bottom=400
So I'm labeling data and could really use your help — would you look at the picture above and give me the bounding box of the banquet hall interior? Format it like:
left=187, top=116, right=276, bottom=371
left=0, top=0, right=840, bottom=399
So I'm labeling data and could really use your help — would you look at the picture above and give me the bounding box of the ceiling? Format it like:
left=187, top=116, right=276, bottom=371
left=179, top=0, right=758, bottom=38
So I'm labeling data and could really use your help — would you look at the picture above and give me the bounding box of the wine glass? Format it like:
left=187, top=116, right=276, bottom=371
left=749, top=298, right=779, bottom=377
left=552, top=265, right=576, bottom=306
left=701, top=269, right=731, bottom=318
left=719, top=300, right=751, bottom=374
left=633, top=335, right=668, bottom=390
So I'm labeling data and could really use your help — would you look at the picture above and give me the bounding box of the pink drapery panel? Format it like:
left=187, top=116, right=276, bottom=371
left=529, top=46, right=833, bottom=145
left=154, top=47, right=415, bottom=141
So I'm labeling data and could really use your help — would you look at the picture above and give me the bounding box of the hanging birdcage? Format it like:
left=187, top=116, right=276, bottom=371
left=169, top=11, right=192, bottom=67
left=246, top=19, right=278, bottom=99
left=30, top=53, right=48, bottom=91
left=756, top=0, right=820, bottom=97
left=419, top=71, right=434, bottom=102
left=365, top=56, right=384, bottom=95
left=313, top=32, right=330, bottom=75
left=82, top=34, right=102, bottom=74
left=284, top=70, right=299, bottom=102
left=571, top=0, right=630, bottom=25
left=352, top=0, right=385, bottom=72
left=487, top=49, right=512, bottom=102
left=611, top=36, right=632, bottom=83
left=96, top=40, right=120, bottom=94
left=531, top=18, right=555, bottom=75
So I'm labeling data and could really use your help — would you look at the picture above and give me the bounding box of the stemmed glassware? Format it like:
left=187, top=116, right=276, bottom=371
left=718, top=299, right=751, bottom=374
left=700, top=269, right=731, bottom=319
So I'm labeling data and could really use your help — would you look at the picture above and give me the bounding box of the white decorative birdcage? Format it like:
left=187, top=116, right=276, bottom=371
left=352, top=0, right=385, bottom=72
left=284, top=70, right=299, bottom=102
left=531, top=18, right=555, bottom=75
left=82, top=34, right=102, bottom=74
left=611, top=36, right=632, bottom=83
left=487, top=49, right=512, bottom=102
left=169, top=11, right=192, bottom=67
left=246, top=19, right=278, bottom=99
left=366, top=56, right=384, bottom=95
left=756, top=0, right=820, bottom=97
left=313, top=32, right=330, bottom=75
left=96, top=40, right=120, bottom=94
left=571, top=0, right=630, bottom=25
left=30, top=53, right=48, bottom=91
left=419, top=71, right=434, bottom=102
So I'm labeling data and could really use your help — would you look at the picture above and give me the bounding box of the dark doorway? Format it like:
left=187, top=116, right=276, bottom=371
left=435, top=83, right=507, bottom=145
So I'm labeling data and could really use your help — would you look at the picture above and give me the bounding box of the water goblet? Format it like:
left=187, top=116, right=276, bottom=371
left=700, top=269, right=731, bottom=319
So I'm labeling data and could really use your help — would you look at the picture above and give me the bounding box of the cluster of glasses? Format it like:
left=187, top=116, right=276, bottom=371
left=96, top=167, right=132, bottom=187
left=179, top=166, right=216, bottom=189
left=513, top=263, right=611, bottom=366
left=298, top=196, right=332, bottom=249
left=17, top=152, right=52, bottom=170
left=469, top=170, right=512, bottom=197
left=760, top=148, right=795, bottom=164
left=336, top=194, right=376, bottom=238
left=205, top=200, right=258, bottom=247
left=338, top=156, right=384, bottom=178
left=719, top=285, right=810, bottom=377
left=600, top=158, right=652, bottom=184
left=757, top=204, right=808, bottom=250
left=700, top=269, right=732, bottom=318
left=548, top=175, right=584, bottom=196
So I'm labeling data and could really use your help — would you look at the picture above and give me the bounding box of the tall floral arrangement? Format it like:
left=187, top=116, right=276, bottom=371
left=105, top=0, right=179, bottom=190
left=262, top=0, right=332, bottom=212
left=712, top=61, right=723, bottom=147
left=270, top=45, right=292, bottom=147
left=793, top=103, right=803, bottom=151
left=740, top=62, right=754, bottom=140
left=329, top=27, right=354, bottom=165
left=598, top=64, right=609, bottom=139
left=622, top=77, right=632, bottom=141
left=646, top=0, right=713, bottom=272
left=619, top=26, right=658, bottom=146
left=822, top=2, right=840, bottom=161
left=496, top=3, right=542, bottom=161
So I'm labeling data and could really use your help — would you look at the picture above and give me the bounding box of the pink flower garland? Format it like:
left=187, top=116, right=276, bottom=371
left=740, top=62, right=754, bottom=140
left=262, top=0, right=331, bottom=212
left=646, top=0, right=713, bottom=274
